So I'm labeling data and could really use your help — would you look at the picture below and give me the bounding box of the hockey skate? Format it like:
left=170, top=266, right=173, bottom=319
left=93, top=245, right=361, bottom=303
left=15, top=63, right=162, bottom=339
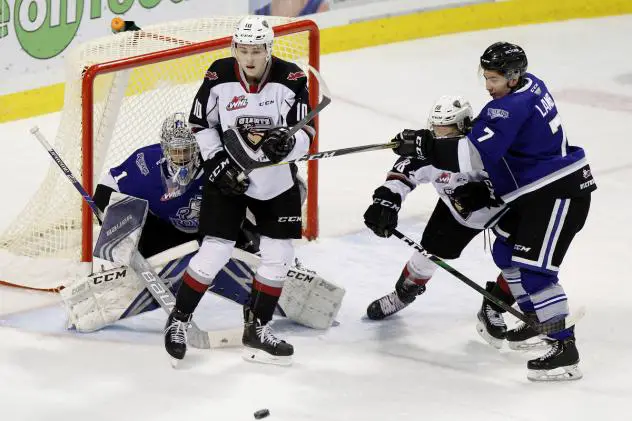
left=476, top=302, right=507, bottom=349
left=506, top=312, right=548, bottom=351
left=366, top=273, right=426, bottom=320
left=242, top=307, right=293, bottom=366
left=164, top=308, right=192, bottom=368
left=527, top=336, right=582, bottom=381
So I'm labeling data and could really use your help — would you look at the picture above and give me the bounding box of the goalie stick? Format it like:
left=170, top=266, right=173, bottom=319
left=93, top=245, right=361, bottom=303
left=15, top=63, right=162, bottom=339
left=391, top=229, right=585, bottom=335
left=31, top=126, right=241, bottom=349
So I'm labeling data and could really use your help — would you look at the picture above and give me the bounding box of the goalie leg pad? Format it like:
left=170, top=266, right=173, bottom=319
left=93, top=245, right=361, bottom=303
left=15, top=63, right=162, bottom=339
left=278, top=267, right=346, bottom=330
left=61, top=266, right=146, bottom=332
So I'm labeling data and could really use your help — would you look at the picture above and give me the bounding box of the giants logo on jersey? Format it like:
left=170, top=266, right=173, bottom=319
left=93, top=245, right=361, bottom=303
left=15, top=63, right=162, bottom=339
left=226, top=95, right=248, bottom=111
left=236, top=116, right=274, bottom=151
left=435, top=172, right=451, bottom=184
left=287, top=71, right=305, bottom=81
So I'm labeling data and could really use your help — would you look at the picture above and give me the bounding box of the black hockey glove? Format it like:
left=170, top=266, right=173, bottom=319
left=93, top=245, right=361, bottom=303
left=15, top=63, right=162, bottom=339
left=261, top=127, right=296, bottom=164
left=363, top=186, right=402, bottom=238
left=204, top=151, right=250, bottom=196
left=392, top=129, right=434, bottom=159
left=451, top=179, right=502, bottom=212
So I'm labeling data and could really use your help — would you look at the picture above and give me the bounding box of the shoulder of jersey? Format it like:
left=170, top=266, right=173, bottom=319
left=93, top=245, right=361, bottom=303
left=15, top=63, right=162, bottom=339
left=205, top=57, right=239, bottom=85
left=510, top=73, right=546, bottom=103
left=122, top=144, right=163, bottom=175
left=268, top=57, right=307, bottom=92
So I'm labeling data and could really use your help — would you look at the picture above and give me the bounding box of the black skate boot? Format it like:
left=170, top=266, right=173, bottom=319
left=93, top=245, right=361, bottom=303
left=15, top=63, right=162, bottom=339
left=527, top=336, right=582, bottom=381
left=242, top=306, right=294, bottom=366
left=164, top=308, right=192, bottom=367
left=476, top=281, right=512, bottom=349
left=366, top=271, right=426, bottom=320
left=506, top=312, right=547, bottom=351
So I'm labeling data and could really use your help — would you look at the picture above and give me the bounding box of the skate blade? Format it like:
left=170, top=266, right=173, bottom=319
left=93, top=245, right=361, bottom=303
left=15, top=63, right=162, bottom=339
left=242, top=348, right=292, bottom=366
left=476, top=322, right=504, bottom=350
left=508, top=337, right=549, bottom=351
left=527, top=364, right=583, bottom=382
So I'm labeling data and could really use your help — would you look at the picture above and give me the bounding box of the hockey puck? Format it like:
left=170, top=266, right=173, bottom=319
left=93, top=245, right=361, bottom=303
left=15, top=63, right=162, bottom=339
left=254, top=409, right=270, bottom=419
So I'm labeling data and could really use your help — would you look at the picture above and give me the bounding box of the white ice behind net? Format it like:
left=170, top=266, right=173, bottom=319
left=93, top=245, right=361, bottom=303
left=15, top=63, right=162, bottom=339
left=0, top=16, right=314, bottom=289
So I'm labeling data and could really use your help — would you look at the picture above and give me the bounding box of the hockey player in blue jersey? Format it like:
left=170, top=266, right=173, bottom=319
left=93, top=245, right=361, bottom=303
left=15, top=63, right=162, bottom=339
left=391, top=42, right=596, bottom=381
left=94, top=112, right=257, bottom=257
left=60, top=113, right=260, bottom=330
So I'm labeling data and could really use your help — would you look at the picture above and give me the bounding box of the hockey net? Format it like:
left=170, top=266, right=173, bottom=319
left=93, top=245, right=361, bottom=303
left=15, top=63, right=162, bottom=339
left=0, top=17, right=320, bottom=291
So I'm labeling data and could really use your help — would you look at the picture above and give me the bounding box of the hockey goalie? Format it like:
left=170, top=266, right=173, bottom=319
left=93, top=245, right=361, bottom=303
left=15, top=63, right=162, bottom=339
left=60, top=113, right=344, bottom=335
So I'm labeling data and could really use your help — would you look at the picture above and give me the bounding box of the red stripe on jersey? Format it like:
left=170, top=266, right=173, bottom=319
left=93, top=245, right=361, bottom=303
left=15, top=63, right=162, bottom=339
left=252, top=278, right=282, bottom=297
left=183, top=271, right=209, bottom=293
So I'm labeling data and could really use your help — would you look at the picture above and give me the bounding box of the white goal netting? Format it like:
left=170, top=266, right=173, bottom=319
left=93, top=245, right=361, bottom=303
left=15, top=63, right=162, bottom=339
left=0, top=16, right=318, bottom=290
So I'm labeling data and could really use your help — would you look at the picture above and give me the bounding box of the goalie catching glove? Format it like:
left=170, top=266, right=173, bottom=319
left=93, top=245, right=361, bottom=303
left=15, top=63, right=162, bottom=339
left=204, top=151, right=250, bottom=196
left=364, top=186, right=402, bottom=238
left=261, top=127, right=296, bottom=163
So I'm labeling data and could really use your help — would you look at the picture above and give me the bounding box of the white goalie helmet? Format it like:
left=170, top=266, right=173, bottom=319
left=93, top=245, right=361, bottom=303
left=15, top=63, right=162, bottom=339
left=427, top=95, right=474, bottom=135
left=232, top=16, right=274, bottom=62
left=160, top=112, right=200, bottom=186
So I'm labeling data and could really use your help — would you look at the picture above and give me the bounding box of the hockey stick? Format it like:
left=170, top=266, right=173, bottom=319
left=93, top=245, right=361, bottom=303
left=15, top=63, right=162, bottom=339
left=391, top=229, right=585, bottom=335
left=31, top=126, right=241, bottom=349
left=237, top=141, right=399, bottom=180
left=31, top=127, right=103, bottom=224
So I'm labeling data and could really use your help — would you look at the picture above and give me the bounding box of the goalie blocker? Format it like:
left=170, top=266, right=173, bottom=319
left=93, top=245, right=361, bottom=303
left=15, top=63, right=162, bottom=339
left=61, top=194, right=344, bottom=332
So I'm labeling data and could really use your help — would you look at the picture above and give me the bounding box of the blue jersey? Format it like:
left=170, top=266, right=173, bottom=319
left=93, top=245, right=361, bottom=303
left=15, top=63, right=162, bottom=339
left=103, top=144, right=204, bottom=234
left=467, top=73, right=593, bottom=202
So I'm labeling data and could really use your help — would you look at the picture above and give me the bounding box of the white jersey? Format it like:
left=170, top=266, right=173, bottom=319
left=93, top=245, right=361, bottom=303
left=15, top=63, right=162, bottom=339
left=383, top=155, right=506, bottom=230
left=189, top=56, right=315, bottom=200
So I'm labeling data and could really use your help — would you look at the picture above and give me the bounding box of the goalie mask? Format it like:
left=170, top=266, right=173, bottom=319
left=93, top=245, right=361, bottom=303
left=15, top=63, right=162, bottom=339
left=160, top=112, right=200, bottom=186
left=427, top=95, right=474, bottom=138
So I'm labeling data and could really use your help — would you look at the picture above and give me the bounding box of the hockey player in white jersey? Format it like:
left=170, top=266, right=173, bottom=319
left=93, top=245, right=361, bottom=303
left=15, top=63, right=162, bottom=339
left=164, top=16, right=315, bottom=366
left=364, top=96, right=516, bottom=348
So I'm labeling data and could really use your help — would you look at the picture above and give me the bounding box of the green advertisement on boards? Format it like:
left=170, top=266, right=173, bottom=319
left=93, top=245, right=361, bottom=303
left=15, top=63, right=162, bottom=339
left=0, top=0, right=186, bottom=59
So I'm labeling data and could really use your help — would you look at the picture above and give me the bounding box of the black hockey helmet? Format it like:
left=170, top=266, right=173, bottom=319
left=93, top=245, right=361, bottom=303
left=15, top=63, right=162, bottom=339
left=480, top=42, right=528, bottom=80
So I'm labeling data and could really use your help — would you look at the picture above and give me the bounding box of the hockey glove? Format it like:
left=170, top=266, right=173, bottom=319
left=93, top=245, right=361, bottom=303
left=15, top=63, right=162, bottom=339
left=363, top=186, right=402, bottom=238
left=261, top=127, right=296, bottom=164
left=204, top=151, right=250, bottom=196
left=392, top=129, right=433, bottom=159
left=451, top=179, right=502, bottom=212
